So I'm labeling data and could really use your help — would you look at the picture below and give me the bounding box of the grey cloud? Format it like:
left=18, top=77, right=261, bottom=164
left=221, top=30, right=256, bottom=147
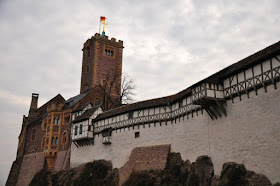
left=0, top=0, right=280, bottom=185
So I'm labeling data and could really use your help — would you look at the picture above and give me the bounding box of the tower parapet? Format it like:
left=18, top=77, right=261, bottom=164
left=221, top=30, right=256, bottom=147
left=80, top=33, right=124, bottom=103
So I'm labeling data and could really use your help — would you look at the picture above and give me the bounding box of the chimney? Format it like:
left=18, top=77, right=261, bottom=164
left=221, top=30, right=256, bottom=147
left=28, top=93, right=39, bottom=116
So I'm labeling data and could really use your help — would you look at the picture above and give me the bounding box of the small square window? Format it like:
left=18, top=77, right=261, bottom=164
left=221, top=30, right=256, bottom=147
left=135, top=132, right=140, bottom=138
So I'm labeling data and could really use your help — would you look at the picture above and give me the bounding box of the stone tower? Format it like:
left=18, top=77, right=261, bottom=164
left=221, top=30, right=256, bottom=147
left=80, top=33, right=123, bottom=101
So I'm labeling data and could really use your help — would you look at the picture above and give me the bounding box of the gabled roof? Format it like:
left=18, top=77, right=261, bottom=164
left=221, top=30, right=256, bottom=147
left=95, top=40, right=280, bottom=121
left=72, top=106, right=101, bottom=123
left=28, top=94, right=65, bottom=124
left=95, top=88, right=191, bottom=121
left=63, top=89, right=92, bottom=109
left=73, top=101, right=93, bottom=112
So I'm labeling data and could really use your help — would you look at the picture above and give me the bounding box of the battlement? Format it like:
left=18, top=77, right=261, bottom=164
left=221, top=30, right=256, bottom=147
left=83, top=33, right=123, bottom=50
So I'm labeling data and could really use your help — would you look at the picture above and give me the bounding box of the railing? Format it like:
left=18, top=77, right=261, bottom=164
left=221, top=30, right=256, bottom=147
left=94, top=103, right=201, bottom=133
left=224, top=66, right=280, bottom=98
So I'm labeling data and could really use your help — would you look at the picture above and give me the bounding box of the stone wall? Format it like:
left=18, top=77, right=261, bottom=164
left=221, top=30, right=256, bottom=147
left=119, top=145, right=170, bottom=185
left=16, top=152, right=45, bottom=186
left=54, top=149, right=70, bottom=171
left=71, top=82, right=280, bottom=183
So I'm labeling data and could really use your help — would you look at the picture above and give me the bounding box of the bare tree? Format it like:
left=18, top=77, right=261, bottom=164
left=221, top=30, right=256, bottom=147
left=98, top=72, right=136, bottom=109
left=120, top=73, right=136, bottom=104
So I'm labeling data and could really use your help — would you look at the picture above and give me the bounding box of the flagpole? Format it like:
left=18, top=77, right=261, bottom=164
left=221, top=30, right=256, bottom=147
left=99, top=16, right=101, bottom=34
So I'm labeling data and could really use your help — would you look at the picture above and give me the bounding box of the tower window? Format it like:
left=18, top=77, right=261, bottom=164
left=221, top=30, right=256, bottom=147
left=86, top=65, right=90, bottom=73
left=104, top=45, right=115, bottom=57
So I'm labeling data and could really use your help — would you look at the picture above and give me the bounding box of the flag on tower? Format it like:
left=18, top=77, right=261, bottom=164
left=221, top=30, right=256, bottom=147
left=100, top=16, right=106, bottom=22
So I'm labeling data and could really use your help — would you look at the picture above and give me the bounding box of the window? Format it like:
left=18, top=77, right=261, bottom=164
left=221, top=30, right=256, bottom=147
left=79, top=125, right=83, bottom=134
left=86, top=64, right=90, bottom=73
left=62, top=131, right=68, bottom=144
left=52, top=137, right=55, bottom=145
left=54, top=117, right=60, bottom=124
left=95, top=98, right=101, bottom=106
left=74, top=126, right=78, bottom=135
left=88, top=125, right=91, bottom=132
left=104, top=45, right=115, bottom=57
left=31, top=128, right=36, bottom=141
left=52, top=137, right=58, bottom=145
left=135, top=132, right=140, bottom=138
left=42, top=119, right=47, bottom=130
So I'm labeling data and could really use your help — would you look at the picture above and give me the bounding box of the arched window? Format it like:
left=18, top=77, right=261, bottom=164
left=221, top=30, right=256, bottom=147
left=51, top=134, right=58, bottom=145
left=52, top=137, right=55, bottom=145
left=86, top=65, right=90, bottom=73
left=57, top=117, right=60, bottom=124
left=61, top=131, right=68, bottom=144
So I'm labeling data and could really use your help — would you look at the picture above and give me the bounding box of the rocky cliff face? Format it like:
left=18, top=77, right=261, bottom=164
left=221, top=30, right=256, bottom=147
left=29, top=153, right=279, bottom=186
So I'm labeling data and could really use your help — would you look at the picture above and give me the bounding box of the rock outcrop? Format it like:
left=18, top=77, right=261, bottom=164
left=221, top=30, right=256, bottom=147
left=29, top=152, right=275, bottom=186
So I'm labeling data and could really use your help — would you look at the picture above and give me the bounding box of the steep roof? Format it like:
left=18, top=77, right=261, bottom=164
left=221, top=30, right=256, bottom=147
left=73, top=101, right=93, bottom=112
left=63, top=89, right=92, bottom=109
left=95, top=40, right=280, bottom=121
left=72, top=106, right=101, bottom=123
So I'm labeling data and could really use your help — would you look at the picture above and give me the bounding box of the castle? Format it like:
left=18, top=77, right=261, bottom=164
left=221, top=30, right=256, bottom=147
left=6, top=31, right=280, bottom=185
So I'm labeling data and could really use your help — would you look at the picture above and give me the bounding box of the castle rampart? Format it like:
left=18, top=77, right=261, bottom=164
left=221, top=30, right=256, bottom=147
left=70, top=42, right=280, bottom=183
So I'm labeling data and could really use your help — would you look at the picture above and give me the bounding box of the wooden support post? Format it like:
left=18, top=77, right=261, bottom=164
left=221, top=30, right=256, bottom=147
left=252, top=67, right=257, bottom=95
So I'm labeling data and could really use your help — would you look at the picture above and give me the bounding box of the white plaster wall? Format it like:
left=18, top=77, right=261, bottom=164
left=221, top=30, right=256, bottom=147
left=71, top=82, right=280, bottom=183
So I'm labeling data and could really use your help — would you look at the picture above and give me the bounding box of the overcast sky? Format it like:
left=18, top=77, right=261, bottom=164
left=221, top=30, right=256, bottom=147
left=0, top=0, right=279, bottom=184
